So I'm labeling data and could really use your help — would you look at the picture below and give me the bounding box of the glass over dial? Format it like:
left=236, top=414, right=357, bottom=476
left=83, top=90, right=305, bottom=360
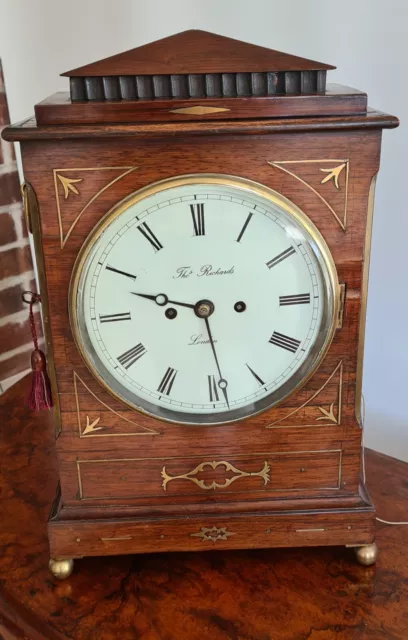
left=71, top=175, right=338, bottom=425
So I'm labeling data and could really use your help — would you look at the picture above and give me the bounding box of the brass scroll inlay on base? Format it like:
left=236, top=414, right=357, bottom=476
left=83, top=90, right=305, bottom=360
left=161, top=460, right=270, bottom=491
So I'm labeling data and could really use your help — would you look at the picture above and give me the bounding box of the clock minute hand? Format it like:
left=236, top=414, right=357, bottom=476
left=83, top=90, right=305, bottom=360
left=130, top=292, right=195, bottom=309
left=203, top=316, right=230, bottom=408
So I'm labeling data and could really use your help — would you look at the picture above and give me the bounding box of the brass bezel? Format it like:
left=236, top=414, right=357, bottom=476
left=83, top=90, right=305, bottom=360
left=69, top=173, right=340, bottom=426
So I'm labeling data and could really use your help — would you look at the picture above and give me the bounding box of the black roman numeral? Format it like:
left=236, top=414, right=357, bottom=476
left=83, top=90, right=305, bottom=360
left=157, top=367, right=177, bottom=395
left=269, top=331, right=301, bottom=353
left=117, top=343, right=147, bottom=369
left=236, top=212, right=253, bottom=242
left=246, top=364, right=265, bottom=386
left=137, top=222, right=163, bottom=251
left=266, top=246, right=296, bottom=269
left=190, top=203, right=205, bottom=236
left=208, top=375, right=220, bottom=402
left=99, top=312, right=131, bottom=323
left=279, top=293, right=310, bottom=306
left=105, top=265, right=137, bottom=280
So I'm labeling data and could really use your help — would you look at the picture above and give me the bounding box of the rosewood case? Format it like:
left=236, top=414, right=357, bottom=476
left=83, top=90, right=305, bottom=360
left=3, top=30, right=398, bottom=565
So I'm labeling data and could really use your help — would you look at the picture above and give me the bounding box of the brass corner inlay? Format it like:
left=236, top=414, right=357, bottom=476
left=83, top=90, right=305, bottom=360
left=73, top=371, right=158, bottom=437
left=161, top=460, right=270, bottom=492
left=190, top=526, right=235, bottom=543
left=268, top=159, right=350, bottom=231
left=316, top=403, right=337, bottom=424
left=83, top=415, right=102, bottom=435
left=169, top=106, right=230, bottom=115
left=266, top=360, right=343, bottom=429
left=53, top=166, right=137, bottom=248
left=57, top=174, right=82, bottom=198
left=320, top=163, right=347, bottom=189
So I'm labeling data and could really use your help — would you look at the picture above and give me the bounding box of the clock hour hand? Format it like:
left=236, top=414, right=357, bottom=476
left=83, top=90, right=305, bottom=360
left=203, top=316, right=230, bottom=408
left=130, top=292, right=195, bottom=309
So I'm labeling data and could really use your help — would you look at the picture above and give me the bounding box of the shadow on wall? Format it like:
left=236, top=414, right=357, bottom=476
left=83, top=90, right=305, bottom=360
left=0, top=59, right=42, bottom=393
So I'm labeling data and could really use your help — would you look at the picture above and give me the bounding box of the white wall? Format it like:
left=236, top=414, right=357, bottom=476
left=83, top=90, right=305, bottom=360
left=1, top=0, right=406, bottom=460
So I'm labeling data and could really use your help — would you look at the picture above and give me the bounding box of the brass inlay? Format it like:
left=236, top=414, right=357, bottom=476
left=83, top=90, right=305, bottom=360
left=73, top=371, right=158, bottom=437
left=161, top=460, right=270, bottom=491
left=320, top=163, right=347, bottom=189
left=268, top=159, right=350, bottom=230
left=57, top=174, right=82, bottom=198
left=316, top=403, right=337, bottom=424
left=101, top=536, right=133, bottom=541
left=355, top=175, right=377, bottom=426
left=75, top=449, right=342, bottom=501
left=296, top=528, right=327, bottom=532
left=190, top=526, right=235, bottom=543
left=169, top=106, right=230, bottom=115
left=266, top=361, right=343, bottom=428
left=83, top=415, right=102, bottom=435
left=53, top=166, right=137, bottom=248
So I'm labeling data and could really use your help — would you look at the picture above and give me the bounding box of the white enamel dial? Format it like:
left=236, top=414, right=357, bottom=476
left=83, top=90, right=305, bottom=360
left=71, top=175, right=338, bottom=425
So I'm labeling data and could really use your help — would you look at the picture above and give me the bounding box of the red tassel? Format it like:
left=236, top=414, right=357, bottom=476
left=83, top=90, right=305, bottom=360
left=22, top=291, right=53, bottom=411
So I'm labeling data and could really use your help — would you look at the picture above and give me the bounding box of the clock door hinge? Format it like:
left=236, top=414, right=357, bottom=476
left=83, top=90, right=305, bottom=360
left=336, top=283, right=346, bottom=329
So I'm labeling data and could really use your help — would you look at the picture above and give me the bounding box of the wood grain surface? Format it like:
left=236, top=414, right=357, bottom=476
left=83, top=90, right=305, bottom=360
left=8, top=121, right=386, bottom=559
left=34, top=85, right=367, bottom=125
left=1, top=377, right=407, bottom=640
left=61, top=30, right=335, bottom=77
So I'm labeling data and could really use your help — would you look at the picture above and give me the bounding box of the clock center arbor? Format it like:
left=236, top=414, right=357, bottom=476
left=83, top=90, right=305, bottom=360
left=2, top=29, right=398, bottom=575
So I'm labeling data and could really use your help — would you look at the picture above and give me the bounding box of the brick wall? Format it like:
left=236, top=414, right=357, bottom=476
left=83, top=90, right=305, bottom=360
left=0, top=60, right=42, bottom=393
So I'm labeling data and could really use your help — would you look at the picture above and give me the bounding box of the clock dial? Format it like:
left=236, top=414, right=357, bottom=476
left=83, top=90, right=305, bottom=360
left=71, top=175, right=338, bottom=425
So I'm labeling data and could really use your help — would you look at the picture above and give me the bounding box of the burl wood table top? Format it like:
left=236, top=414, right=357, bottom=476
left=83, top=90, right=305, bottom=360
left=0, top=376, right=407, bottom=640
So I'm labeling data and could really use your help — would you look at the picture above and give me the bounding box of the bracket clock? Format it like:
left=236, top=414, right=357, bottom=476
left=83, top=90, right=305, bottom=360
left=3, top=30, right=399, bottom=578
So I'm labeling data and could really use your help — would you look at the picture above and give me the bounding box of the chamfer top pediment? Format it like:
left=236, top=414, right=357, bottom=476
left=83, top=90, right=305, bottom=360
left=61, top=30, right=335, bottom=77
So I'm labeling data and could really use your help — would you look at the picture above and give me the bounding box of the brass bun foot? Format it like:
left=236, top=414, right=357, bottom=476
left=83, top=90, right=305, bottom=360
left=49, top=558, right=74, bottom=579
left=354, top=543, right=378, bottom=566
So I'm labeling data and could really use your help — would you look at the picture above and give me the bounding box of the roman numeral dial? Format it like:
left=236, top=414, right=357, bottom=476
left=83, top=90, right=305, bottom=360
left=266, top=246, right=296, bottom=269
left=236, top=212, right=253, bottom=242
left=158, top=367, right=178, bottom=395
left=137, top=222, right=163, bottom=251
left=105, top=265, right=136, bottom=280
left=79, top=178, right=328, bottom=424
left=117, top=343, right=147, bottom=369
left=99, top=312, right=131, bottom=323
left=246, top=364, right=265, bottom=386
left=269, top=331, right=301, bottom=353
left=208, top=375, right=220, bottom=402
left=190, top=203, right=205, bottom=236
left=279, top=293, right=311, bottom=306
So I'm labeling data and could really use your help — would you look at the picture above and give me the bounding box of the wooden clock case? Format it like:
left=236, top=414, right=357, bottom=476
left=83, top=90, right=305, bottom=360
left=3, top=30, right=399, bottom=576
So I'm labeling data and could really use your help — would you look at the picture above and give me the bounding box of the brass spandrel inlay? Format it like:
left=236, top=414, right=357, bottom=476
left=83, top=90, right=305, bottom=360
left=266, top=360, right=343, bottom=429
left=190, top=526, right=236, bottom=543
left=57, top=174, right=82, bottom=198
left=268, top=159, right=350, bottom=230
left=73, top=371, right=158, bottom=437
left=83, top=415, right=102, bottom=435
left=53, top=166, right=137, bottom=248
left=161, top=460, right=270, bottom=491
